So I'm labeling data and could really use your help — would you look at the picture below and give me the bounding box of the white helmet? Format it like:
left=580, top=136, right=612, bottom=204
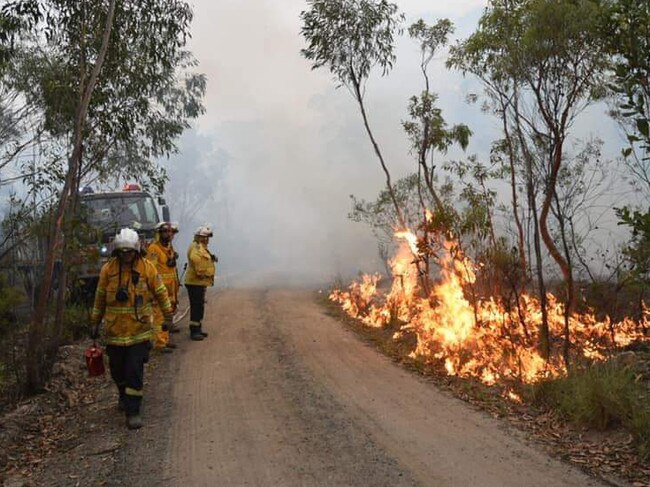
left=113, top=228, right=141, bottom=251
left=155, top=221, right=173, bottom=232
left=195, top=225, right=213, bottom=237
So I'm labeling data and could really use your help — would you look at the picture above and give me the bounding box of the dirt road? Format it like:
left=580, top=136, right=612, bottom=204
left=114, top=288, right=605, bottom=487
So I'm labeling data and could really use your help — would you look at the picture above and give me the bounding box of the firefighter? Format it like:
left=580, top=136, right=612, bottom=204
left=169, top=222, right=181, bottom=333
left=147, top=222, right=180, bottom=353
left=90, top=228, right=173, bottom=429
left=184, top=225, right=217, bottom=341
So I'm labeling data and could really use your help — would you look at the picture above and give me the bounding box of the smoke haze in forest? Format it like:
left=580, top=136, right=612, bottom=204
left=165, top=0, right=627, bottom=287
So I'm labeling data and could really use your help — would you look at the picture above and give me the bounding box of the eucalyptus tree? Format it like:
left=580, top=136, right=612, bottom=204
left=603, top=0, right=650, bottom=290
left=449, top=0, right=609, bottom=363
left=403, top=19, right=471, bottom=215
left=301, top=0, right=407, bottom=229
left=2, top=0, right=205, bottom=390
left=604, top=0, right=650, bottom=188
left=400, top=19, right=473, bottom=296
left=350, top=172, right=432, bottom=274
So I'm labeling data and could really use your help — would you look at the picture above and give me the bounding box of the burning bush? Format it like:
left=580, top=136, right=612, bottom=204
left=331, top=233, right=648, bottom=386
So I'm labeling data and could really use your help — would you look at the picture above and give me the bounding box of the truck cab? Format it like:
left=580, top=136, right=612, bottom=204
left=73, top=183, right=170, bottom=300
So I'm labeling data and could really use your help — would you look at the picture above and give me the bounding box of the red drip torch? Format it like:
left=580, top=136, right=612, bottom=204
left=85, top=325, right=105, bottom=377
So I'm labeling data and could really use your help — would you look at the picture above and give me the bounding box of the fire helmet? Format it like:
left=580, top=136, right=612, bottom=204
left=155, top=222, right=173, bottom=233
left=195, top=225, right=213, bottom=237
left=113, top=228, right=141, bottom=252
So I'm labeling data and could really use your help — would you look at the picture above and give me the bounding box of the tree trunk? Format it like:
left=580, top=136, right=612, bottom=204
left=25, top=0, right=117, bottom=391
left=539, top=142, right=573, bottom=288
left=511, top=95, right=551, bottom=359
left=539, top=140, right=574, bottom=363
left=553, top=192, right=574, bottom=368
left=350, top=70, right=406, bottom=230
left=501, top=104, right=528, bottom=278
left=529, top=175, right=551, bottom=359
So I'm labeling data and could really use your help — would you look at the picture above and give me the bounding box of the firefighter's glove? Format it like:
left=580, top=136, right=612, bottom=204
left=210, top=253, right=218, bottom=263
left=162, top=317, right=174, bottom=332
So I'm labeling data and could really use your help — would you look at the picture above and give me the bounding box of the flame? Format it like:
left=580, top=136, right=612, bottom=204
left=395, top=230, right=419, bottom=256
left=330, top=232, right=648, bottom=385
left=506, top=390, right=523, bottom=403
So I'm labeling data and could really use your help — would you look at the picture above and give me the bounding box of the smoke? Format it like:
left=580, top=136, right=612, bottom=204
left=162, top=0, right=627, bottom=288
left=164, top=1, right=486, bottom=287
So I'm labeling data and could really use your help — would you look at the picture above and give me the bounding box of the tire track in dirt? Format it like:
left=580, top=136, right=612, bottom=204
left=113, top=288, right=609, bottom=487
left=262, top=288, right=607, bottom=487
left=162, top=288, right=417, bottom=486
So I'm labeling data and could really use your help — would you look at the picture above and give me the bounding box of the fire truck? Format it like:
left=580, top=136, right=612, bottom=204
left=72, top=183, right=170, bottom=300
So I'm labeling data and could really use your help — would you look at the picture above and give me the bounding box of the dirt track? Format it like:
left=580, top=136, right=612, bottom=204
left=114, top=288, right=605, bottom=486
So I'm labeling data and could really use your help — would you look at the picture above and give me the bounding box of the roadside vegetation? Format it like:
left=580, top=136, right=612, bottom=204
left=302, top=0, right=650, bottom=479
left=531, top=360, right=650, bottom=460
left=0, top=0, right=204, bottom=400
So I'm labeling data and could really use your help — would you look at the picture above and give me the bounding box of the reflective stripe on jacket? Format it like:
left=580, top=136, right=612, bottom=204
left=90, top=257, right=173, bottom=346
left=184, top=241, right=216, bottom=287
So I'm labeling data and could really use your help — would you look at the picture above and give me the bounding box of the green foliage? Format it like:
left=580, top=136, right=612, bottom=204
left=445, top=157, right=497, bottom=238
left=61, top=303, right=89, bottom=341
left=0, top=1, right=41, bottom=71
left=450, top=0, right=608, bottom=125
left=616, top=206, right=650, bottom=284
left=402, top=92, right=472, bottom=155
left=408, top=18, right=453, bottom=59
left=4, top=0, right=206, bottom=194
left=601, top=0, right=650, bottom=194
left=300, top=0, right=403, bottom=87
left=0, top=1, right=206, bottom=392
left=603, top=0, right=650, bottom=152
left=0, top=274, right=23, bottom=336
left=349, top=173, right=430, bottom=239
left=531, top=360, right=650, bottom=459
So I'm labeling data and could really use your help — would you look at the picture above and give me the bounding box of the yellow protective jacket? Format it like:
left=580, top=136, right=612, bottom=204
left=90, top=257, right=173, bottom=346
left=184, top=241, right=216, bottom=287
left=146, top=239, right=179, bottom=310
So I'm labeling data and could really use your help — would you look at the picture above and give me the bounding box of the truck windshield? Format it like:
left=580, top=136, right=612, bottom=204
left=81, top=195, right=158, bottom=231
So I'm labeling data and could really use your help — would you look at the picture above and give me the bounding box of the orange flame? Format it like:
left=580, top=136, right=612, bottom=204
left=330, top=232, right=648, bottom=385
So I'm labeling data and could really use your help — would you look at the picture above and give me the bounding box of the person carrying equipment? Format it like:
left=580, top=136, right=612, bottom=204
left=90, top=228, right=173, bottom=429
left=184, top=225, right=216, bottom=341
left=147, top=222, right=180, bottom=353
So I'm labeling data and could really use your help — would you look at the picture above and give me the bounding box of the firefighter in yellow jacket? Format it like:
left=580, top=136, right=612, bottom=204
left=147, top=222, right=180, bottom=353
left=184, top=225, right=216, bottom=341
left=90, top=228, right=173, bottom=429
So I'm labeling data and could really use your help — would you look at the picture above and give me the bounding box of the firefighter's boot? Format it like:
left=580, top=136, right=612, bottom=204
left=189, top=325, right=204, bottom=341
left=126, top=414, right=143, bottom=430
left=198, top=322, right=208, bottom=338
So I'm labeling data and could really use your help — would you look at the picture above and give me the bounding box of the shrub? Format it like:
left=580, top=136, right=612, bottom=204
left=62, top=304, right=90, bottom=341
left=0, top=275, right=24, bottom=337
left=531, top=360, right=650, bottom=459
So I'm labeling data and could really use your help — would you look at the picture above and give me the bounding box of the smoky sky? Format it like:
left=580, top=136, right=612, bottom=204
left=166, top=0, right=631, bottom=287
